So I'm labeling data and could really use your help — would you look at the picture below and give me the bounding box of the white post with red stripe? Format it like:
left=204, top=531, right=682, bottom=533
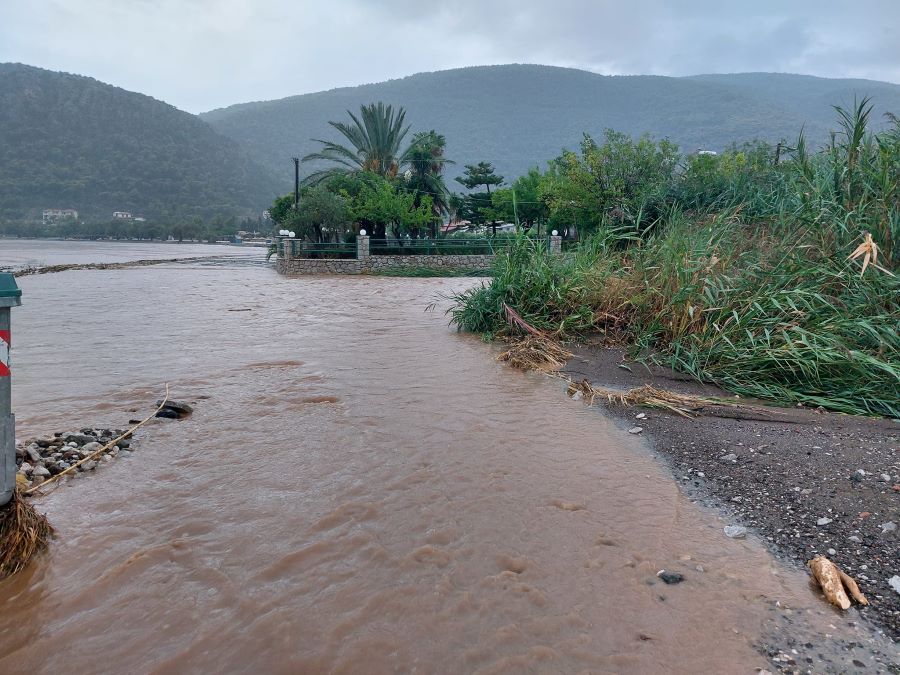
left=1, top=273, right=22, bottom=507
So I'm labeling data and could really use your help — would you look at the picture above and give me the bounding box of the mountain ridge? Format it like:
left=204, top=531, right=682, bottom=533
left=199, top=64, right=900, bottom=188
left=0, top=62, right=279, bottom=223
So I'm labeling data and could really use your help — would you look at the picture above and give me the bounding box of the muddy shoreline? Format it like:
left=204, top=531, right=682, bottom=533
left=562, top=344, right=900, bottom=653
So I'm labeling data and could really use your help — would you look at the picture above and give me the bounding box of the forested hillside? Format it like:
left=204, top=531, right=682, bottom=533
left=0, top=63, right=279, bottom=223
left=202, top=65, right=900, bottom=187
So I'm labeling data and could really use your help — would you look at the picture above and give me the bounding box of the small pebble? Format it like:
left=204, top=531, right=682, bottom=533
left=656, top=570, right=684, bottom=584
left=628, top=426, right=643, bottom=434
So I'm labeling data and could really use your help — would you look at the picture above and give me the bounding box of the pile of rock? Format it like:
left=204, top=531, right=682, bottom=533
left=15, top=428, right=133, bottom=487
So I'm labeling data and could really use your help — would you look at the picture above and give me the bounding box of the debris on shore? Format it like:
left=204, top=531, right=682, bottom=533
left=808, top=555, right=869, bottom=609
left=0, top=490, right=53, bottom=579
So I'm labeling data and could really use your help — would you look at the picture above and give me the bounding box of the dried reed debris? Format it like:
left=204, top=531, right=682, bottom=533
left=0, top=490, right=54, bottom=580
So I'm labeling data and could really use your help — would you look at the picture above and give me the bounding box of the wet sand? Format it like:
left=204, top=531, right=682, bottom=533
left=563, top=343, right=900, bottom=650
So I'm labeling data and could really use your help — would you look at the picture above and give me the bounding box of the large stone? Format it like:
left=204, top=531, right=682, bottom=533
left=157, top=399, right=193, bottom=415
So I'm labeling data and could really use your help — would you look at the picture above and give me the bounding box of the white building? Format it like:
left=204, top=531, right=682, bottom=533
left=112, top=211, right=133, bottom=220
left=42, top=208, right=78, bottom=223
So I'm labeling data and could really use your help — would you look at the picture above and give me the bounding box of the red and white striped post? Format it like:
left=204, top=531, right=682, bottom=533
left=1, top=273, right=22, bottom=507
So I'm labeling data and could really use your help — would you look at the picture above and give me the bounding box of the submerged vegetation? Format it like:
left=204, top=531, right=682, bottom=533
left=451, top=100, right=900, bottom=418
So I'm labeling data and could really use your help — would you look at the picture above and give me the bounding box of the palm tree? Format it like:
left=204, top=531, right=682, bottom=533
left=402, top=130, right=453, bottom=236
left=302, top=102, right=410, bottom=185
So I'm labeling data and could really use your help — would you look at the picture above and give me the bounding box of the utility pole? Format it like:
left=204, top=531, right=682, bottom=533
left=1, top=273, right=22, bottom=507
left=292, top=157, right=300, bottom=210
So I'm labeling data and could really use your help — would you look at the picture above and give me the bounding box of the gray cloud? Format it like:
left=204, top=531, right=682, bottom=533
left=1, top=0, right=897, bottom=113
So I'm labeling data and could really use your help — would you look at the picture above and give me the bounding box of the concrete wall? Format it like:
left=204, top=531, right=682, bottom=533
left=275, top=235, right=561, bottom=276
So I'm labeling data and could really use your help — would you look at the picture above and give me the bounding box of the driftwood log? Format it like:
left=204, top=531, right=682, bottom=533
left=808, top=555, right=868, bottom=609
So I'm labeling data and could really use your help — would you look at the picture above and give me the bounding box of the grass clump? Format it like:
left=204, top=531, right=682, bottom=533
left=451, top=102, right=900, bottom=418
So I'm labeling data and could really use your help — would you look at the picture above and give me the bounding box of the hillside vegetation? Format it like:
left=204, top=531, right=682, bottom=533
left=202, top=65, right=900, bottom=187
left=0, top=63, right=279, bottom=224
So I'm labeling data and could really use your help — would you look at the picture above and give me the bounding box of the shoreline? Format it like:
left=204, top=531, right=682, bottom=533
left=560, top=343, right=900, bottom=646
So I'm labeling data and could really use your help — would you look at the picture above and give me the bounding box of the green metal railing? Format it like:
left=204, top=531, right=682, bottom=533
left=368, top=238, right=515, bottom=256
left=286, top=240, right=357, bottom=259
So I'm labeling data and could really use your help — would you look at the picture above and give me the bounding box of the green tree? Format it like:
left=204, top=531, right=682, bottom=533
left=456, top=162, right=504, bottom=235
left=302, top=102, right=411, bottom=185
left=542, top=131, right=679, bottom=238
left=490, top=168, right=549, bottom=234
left=348, top=176, right=433, bottom=243
left=401, top=130, right=453, bottom=237
left=293, top=186, right=351, bottom=242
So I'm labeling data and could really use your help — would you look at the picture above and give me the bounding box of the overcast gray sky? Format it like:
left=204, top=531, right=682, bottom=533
left=2, top=0, right=898, bottom=113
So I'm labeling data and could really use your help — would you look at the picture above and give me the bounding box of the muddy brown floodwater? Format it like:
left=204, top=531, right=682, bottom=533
left=0, top=245, right=895, bottom=673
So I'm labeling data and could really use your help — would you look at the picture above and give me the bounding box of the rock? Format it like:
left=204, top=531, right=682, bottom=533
left=80, top=460, right=97, bottom=471
left=848, top=535, right=862, bottom=543
left=155, top=409, right=179, bottom=419
left=817, top=517, right=833, bottom=526
left=570, top=390, right=583, bottom=401
left=80, top=441, right=102, bottom=455
left=657, top=570, right=684, bottom=584
left=157, top=399, right=193, bottom=415
left=100, top=454, right=113, bottom=463
left=35, top=437, right=55, bottom=448
left=65, top=433, right=95, bottom=445
left=879, top=473, right=891, bottom=482
left=724, top=525, right=747, bottom=538
left=889, top=576, right=900, bottom=595
left=827, top=548, right=836, bottom=556
left=18, top=462, right=32, bottom=475
left=719, top=453, right=737, bottom=462
left=879, top=521, right=896, bottom=535
left=25, top=446, right=43, bottom=463
left=31, top=465, right=50, bottom=478
left=117, top=439, right=130, bottom=449
left=628, top=426, right=643, bottom=434
left=635, top=412, right=646, bottom=420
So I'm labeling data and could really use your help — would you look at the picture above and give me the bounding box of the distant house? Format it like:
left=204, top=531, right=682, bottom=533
left=42, top=208, right=78, bottom=223
left=697, top=150, right=718, bottom=156
left=112, top=211, right=133, bottom=220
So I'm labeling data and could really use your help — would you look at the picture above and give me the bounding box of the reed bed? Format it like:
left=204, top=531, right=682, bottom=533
left=451, top=102, right=900, bottom=417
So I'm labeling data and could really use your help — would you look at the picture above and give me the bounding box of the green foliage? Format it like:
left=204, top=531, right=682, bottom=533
left=0, top=63, right=277, bottom=226
left=276, top=186, right=351, bottom=243
left=490, top=168, right=549, bottom=232
left=456, top=162, right=504, bottom=233
left=541, top=131, right=680, bottom=237
left=302, top=102, right=411, bottom=185
left=402, top=129, right=452, bottom=233
left=451, top=108, right=900, bottom=417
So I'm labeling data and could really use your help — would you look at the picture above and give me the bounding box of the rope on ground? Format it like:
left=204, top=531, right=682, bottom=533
left=25, top=384, right=170, bottom=496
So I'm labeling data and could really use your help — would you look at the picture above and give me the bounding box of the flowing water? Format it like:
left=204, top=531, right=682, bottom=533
left=0, top=241, right=891, bottom=673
